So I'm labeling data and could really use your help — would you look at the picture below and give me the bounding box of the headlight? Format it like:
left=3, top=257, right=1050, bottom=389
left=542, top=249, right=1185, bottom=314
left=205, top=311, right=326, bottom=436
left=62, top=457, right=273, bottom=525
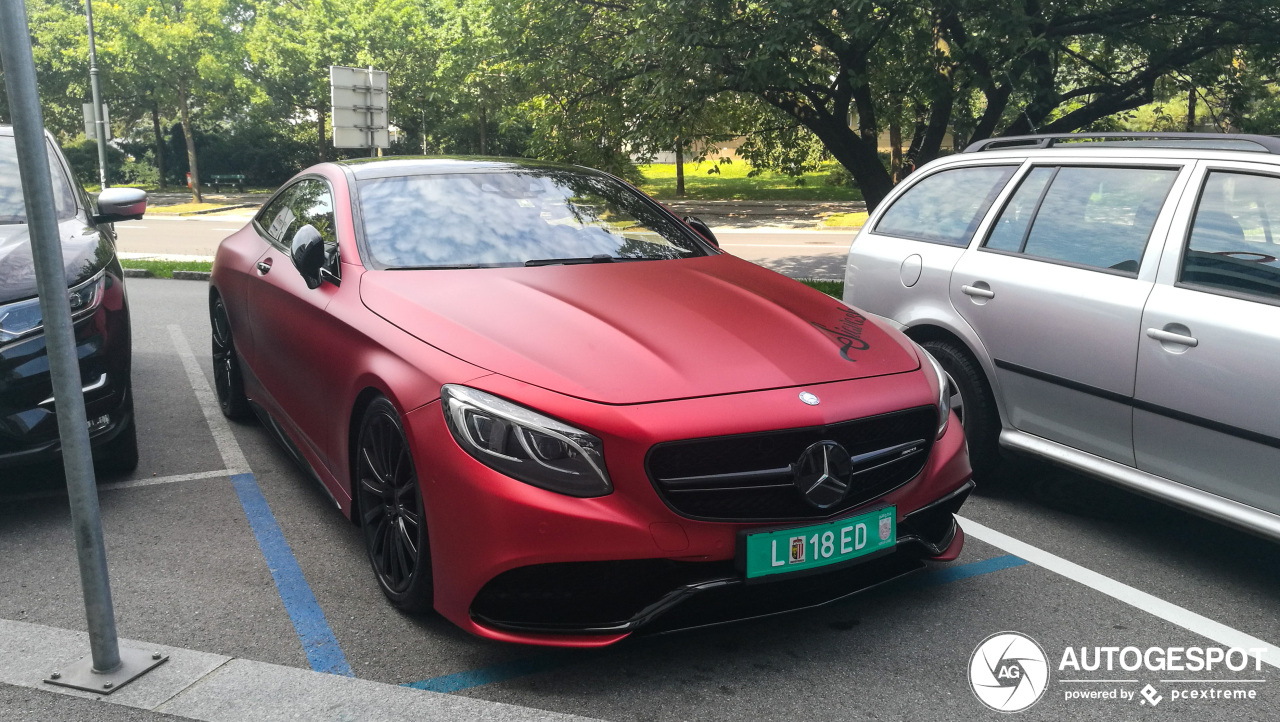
left=441, top=384, right=613, bottom=497
left=0, top=271, right=105, bottom=344
left=916, top=345, right=951, bottom=439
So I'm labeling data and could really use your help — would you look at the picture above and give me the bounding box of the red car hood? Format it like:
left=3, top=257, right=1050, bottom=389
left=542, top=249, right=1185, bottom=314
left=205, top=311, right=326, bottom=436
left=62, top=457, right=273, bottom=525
left=360, top=255, right=919, bottom=404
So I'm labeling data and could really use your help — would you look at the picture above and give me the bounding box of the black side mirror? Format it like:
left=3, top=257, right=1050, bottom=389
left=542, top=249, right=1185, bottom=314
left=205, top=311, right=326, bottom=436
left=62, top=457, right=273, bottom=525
left=684, top=216, right=718, bottom=248
left=291, top=224, right=325, bottom=289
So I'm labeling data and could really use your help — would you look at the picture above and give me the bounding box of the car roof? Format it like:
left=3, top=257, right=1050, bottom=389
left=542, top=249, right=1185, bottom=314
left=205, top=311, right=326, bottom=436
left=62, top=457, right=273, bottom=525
left=337, top=156, right=595, bottom=181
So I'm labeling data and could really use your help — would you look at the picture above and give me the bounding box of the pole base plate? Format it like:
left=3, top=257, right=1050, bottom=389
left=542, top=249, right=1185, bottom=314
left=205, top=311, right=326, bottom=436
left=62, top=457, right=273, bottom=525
left=44, top=646, right=169, bottom=695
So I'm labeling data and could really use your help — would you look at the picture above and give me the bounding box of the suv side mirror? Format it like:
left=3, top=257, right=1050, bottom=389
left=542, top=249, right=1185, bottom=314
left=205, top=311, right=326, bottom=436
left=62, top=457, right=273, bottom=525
left=95, top=187, right=147, bottom=223
left=684, top=216, right=718, bottom=248
left=291, top=224, right=325, bottom=289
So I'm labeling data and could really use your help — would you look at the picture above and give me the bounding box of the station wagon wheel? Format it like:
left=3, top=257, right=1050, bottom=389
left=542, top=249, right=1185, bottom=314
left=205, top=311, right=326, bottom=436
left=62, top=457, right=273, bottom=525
left=210, top=295, right=251, bottom=420
left=921, top=339, right=1001, bottom=477
left=356, top=397, right=433, bottom=613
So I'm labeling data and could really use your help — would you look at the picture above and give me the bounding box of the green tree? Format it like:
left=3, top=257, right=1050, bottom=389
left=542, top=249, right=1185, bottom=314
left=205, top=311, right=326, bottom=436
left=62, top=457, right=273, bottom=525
left=102, top=0, right=250, bottom=201
left=497, top=0, right=1280, bottom=210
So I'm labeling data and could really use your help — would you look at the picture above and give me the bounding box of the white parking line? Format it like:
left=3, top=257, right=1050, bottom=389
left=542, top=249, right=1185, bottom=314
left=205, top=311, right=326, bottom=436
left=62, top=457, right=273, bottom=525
left=99, top=469, right=230, bottom=491
left=958, top=515, right=1278, bottom=669
left=167, top=325, right=250, bottom=473
left=0, top=470, right=231, bottom=503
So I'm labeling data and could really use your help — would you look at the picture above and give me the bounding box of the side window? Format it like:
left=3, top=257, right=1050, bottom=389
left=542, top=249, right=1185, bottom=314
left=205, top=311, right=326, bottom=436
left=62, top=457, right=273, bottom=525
left=288, top=179, right=338, bottom=273
left=984, top=167, right=1055, bottom=253
left=874, top=165, right=1016, bottom=247
left=288, top=179, right=337, bottom=248
left=1180, top=171, right=1280, bottom=303
left=985, top=166, right=1177, bottom=274
left=259, top=186, right=298, bottom=245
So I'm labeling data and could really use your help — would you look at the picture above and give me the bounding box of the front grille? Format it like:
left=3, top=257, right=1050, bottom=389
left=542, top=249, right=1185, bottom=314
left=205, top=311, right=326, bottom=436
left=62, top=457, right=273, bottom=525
left=646, top=406, right=937, bottom=521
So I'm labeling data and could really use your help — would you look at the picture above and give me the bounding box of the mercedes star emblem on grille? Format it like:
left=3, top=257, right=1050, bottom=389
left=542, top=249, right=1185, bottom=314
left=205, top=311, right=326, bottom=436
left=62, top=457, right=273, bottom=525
left=792, top=441, right=853, bottom=509
left=799, top=391, right=820, bottom=406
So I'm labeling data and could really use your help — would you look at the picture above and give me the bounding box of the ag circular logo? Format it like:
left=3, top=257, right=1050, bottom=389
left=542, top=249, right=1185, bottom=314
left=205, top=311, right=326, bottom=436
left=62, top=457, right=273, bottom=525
left=969, top=632, right=1049, bottom=713
left=799, top=391, right=820, bottom=406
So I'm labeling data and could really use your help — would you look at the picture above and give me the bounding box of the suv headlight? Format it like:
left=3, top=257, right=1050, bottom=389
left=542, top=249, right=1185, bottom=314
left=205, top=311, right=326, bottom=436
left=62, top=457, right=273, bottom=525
left=0, top=271, right=105, bottom=344
left=916, top=344, right=951, bottom=439
left=441, top=384, right=613, bottom=497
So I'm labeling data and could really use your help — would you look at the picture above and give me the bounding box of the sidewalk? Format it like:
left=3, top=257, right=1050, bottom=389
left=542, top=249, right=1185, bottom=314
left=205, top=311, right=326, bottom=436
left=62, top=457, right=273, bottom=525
left=663, top=199, right=867, bottom=229
left=0, top=618, right=597, bottom=722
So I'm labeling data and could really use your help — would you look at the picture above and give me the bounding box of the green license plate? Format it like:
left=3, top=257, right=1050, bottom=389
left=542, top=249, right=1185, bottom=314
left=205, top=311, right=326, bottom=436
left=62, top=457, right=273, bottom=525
left=743, top=506, right=896, bottom=580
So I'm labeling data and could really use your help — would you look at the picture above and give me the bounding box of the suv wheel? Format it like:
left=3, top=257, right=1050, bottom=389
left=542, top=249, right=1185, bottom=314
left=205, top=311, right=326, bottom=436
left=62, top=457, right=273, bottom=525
left=922, top=339, right=1001, bottom=476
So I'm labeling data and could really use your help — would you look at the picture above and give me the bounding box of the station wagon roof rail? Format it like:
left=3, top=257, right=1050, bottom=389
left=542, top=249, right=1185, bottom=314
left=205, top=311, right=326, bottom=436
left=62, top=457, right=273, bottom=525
left=962, top=132, right=1280, bottom=155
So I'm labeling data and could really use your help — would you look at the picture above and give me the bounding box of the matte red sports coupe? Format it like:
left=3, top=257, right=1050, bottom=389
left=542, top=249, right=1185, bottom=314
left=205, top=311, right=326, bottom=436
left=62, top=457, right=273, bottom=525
left=210, top=158, right=972, bottom=647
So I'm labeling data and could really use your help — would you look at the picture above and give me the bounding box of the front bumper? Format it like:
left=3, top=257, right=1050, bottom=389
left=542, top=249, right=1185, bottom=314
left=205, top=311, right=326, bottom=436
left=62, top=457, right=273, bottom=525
left=0, top=271, right=132, bottom=470
left=404, top=372, right=972, bottom=647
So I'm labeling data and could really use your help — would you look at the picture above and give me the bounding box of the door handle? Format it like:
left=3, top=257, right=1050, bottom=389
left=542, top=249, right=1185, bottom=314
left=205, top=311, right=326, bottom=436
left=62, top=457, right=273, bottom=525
left=961, top=284, right=995, bottom=299
left=255, top=259, right=273, bottom=275
left=1146, top=328, right=1198, bottom=347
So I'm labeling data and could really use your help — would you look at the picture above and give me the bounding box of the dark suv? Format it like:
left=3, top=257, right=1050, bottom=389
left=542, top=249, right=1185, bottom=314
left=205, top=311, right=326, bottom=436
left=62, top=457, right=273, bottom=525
left=0, top=126, right=146, bottom=475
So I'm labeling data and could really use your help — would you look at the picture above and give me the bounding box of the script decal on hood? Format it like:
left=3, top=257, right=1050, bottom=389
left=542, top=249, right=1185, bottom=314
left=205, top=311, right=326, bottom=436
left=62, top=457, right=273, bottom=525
left=811, top=306, right=870, bottom=362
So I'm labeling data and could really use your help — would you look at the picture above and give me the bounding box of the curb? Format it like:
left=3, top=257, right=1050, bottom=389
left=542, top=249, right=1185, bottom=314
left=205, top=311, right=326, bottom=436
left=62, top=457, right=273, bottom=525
left=121, top=269, right=210, bottom=281
left=178, top=203, right=259, bottom=216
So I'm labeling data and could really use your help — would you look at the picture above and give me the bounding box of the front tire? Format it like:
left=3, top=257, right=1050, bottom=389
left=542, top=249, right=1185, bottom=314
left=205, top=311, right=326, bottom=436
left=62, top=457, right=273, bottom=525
left=356, top=397, right=433, bottom=613
left=211, top=294, right=251, bottom=420
left=921, top=339, right=1001, bottom=476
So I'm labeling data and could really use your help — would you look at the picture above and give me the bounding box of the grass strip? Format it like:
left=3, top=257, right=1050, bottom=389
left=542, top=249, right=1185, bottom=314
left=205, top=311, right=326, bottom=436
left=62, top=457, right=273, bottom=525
left=121, top=259, right=213, bottom=279
left=822, top=211, right=868, bottom=228
left=798, top=279, right=844, bottom=297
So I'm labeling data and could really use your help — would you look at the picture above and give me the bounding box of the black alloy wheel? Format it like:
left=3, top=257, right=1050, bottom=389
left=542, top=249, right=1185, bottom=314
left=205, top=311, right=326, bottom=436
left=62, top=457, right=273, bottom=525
left=210, top=295, right=251, bottom=420
left=356, top=397, right=433, bottom=613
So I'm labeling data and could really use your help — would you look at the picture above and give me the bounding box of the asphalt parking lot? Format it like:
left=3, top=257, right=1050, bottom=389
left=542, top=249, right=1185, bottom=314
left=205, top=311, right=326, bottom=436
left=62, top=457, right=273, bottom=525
left=1, top=277, right=1277, bottom=721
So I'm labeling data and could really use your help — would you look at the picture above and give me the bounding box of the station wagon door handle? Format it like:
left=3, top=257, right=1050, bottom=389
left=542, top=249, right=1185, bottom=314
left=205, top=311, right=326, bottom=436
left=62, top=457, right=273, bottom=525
left=961, top=284, right=995, bottom=299
left=1146, top=328, right=1198, bottom=347
left=256, top=260, right=273, bottom=275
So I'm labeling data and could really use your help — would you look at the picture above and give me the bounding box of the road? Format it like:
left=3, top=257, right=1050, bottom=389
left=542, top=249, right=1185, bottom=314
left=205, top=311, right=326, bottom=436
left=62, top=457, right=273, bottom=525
left=2, top=278, right=1276, bottom=721
left=115, top=217, right=855, bottom=280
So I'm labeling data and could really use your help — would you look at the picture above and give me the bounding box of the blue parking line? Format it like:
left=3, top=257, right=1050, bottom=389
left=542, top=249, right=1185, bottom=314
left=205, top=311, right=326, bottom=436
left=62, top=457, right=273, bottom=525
left=403, top=553, right=1028, bottom=693
left=230, top=472, right=354, bottom=677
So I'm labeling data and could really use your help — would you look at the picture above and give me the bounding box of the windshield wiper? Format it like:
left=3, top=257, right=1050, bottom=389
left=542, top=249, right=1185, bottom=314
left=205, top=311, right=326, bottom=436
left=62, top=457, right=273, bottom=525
left=525, top=254, right=617, bottom=267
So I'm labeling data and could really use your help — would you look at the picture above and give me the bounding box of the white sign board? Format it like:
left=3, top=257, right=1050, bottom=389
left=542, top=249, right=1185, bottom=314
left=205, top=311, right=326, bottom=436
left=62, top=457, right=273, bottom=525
left=330, top=66, right=389, bottom=149
left=82, top=103, right=111, bottom=141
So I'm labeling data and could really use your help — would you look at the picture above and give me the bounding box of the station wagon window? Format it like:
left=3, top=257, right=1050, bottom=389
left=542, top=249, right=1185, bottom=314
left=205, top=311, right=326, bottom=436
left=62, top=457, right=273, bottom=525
left=983, top=166, right=1177, bottom=274
left=874, top=165, right=1016, bottom=246
left=1180, top=171, right=1280, bottom=303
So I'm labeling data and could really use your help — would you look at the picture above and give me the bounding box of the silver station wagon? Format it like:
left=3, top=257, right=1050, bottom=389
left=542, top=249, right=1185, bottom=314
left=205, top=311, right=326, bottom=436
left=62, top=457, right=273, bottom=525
left=844, top=132, right=1280, bottom=541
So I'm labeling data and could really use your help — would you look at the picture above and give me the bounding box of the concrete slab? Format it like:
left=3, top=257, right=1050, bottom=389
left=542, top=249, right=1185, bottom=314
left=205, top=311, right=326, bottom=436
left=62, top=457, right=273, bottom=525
left=158, top=658, right=597, bottom=722
left=0, top=619, right=229, bottom=710
left=0, top=618, right=599, bottom=722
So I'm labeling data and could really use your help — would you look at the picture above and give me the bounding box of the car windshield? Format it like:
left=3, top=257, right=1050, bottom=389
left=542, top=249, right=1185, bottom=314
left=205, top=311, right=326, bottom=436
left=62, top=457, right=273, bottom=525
left=0, top=136, right=77, bottom=224
left=356, top=169, right=710, bottom=268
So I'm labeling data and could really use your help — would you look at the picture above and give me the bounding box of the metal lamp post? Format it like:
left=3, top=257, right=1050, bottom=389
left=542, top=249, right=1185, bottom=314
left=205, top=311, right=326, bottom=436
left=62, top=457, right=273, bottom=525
left=84, top=0, right=109, bottom=188
left=0, top=0, right=164, bottom=693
